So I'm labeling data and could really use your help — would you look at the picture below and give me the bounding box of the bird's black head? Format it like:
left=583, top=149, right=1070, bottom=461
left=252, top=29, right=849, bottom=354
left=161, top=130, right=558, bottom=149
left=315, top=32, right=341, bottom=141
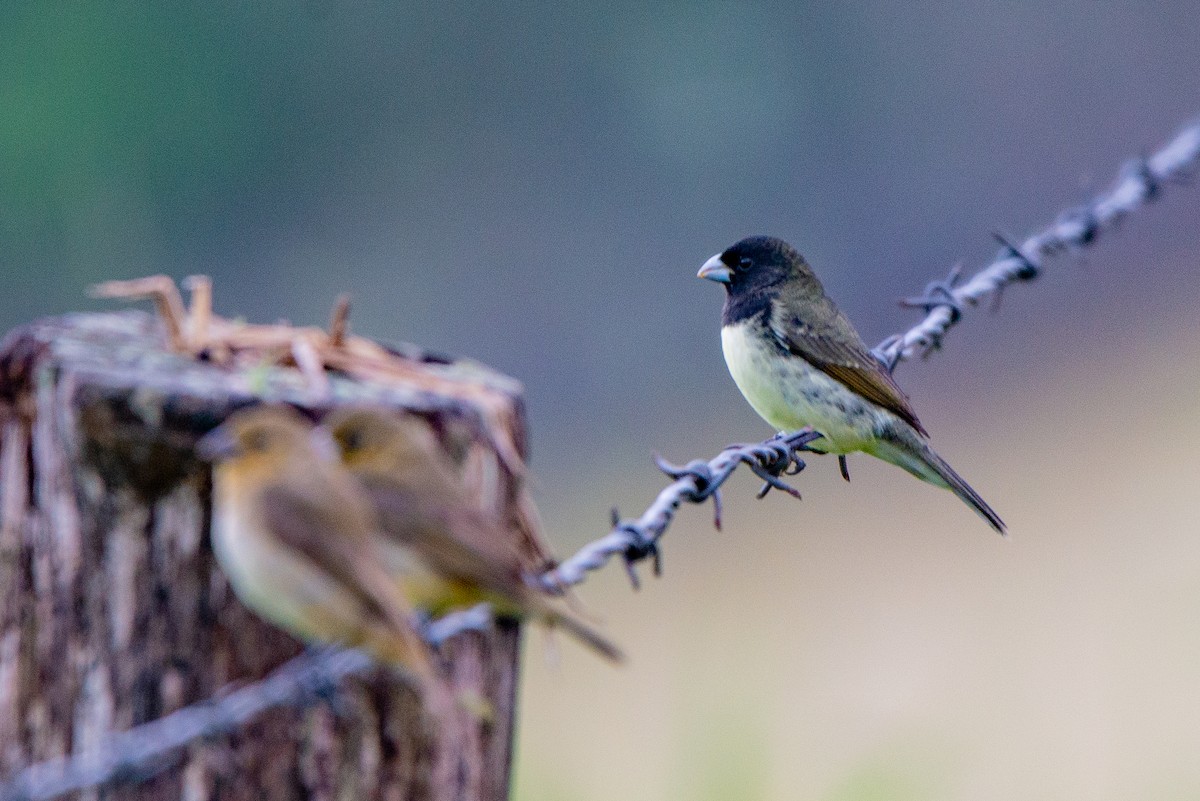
left=698, top=236, right=821, bottom=323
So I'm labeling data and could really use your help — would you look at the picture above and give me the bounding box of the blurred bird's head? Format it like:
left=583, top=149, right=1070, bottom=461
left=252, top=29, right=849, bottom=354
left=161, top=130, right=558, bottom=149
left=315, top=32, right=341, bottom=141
left=697, top=235, right=823, bottom=300
left=324, top=408, right=445, bottom=478
left=198, top=405, right=326, bottom=479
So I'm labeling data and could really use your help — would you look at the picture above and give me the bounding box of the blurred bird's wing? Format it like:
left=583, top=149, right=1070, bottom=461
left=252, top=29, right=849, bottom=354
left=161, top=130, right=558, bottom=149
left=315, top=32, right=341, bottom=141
left=365, top=478, right=624, bottom=663
left=364, top=477, right=531, bottom=595
left=768, top=298, right=928, bottom=436
left=260, top=482, right=426, bottom=637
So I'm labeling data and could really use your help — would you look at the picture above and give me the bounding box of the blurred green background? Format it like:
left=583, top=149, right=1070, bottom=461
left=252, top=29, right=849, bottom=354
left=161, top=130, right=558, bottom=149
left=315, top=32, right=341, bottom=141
left=5, top=3, right=1200, bottom=799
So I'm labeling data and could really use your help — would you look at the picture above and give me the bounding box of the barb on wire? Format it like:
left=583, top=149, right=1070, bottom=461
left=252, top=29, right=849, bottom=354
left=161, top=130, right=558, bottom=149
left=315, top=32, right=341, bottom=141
left=547, top=117, right=1200, bottom=591
left=0, top=606, right=494, bottom=801
left=872, top=120, right=1200, bottom=367
left=540, top=429, right=824, bottom=590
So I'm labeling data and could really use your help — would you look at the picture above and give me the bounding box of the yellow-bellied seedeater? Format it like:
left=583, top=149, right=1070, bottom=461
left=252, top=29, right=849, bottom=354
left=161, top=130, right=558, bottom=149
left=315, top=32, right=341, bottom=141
left=323, top=408, right=623, bottom=663
left=197, top=406, right=445, bottom=691
left=699, top=236, right=1004, bottom=533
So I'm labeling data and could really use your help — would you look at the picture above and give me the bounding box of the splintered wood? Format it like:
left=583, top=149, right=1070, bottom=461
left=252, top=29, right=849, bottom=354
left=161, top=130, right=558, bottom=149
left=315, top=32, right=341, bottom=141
left=91, top=275, right=527, bottom=474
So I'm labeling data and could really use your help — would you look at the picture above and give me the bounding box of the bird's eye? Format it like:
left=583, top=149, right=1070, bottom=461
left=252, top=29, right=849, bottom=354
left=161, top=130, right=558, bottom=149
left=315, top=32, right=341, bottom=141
left=737, top=257, right=753, bottom=271
left=343, top=429, right=364, bottom=452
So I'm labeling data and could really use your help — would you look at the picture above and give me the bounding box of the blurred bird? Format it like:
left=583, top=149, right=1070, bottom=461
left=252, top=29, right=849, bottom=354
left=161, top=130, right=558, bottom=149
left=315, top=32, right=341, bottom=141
left=197, top=405, right=445, bottom=693
left=323, top=407, right=623, bottom=662
left=698, top=236, right=1005, bottom=534
left=426, top=414, right=561, bottom=578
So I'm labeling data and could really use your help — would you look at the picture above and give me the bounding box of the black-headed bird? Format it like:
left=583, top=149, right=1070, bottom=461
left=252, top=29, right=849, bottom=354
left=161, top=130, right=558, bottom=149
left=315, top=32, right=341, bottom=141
left=323, top=407, right=623, bottom=662
left=698, top=236, right=1004, bottom=533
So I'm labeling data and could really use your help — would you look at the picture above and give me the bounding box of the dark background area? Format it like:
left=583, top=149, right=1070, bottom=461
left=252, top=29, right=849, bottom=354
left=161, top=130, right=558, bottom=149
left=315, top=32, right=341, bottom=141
left=4, top=4, right=1199, bottom=799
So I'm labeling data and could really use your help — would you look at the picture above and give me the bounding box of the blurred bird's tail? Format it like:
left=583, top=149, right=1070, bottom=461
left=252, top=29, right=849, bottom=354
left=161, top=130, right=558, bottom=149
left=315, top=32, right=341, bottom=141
left=538, top=604, right=624, bottom=663
left=870, top=429, right=1006, bottom=535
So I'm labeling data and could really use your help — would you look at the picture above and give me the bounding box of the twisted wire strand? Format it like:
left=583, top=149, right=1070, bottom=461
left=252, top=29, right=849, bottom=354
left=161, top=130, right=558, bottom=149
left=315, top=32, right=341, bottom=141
left=540, top=429, right=823, bottom=590
left=876, top=121, right=1200, bottom=365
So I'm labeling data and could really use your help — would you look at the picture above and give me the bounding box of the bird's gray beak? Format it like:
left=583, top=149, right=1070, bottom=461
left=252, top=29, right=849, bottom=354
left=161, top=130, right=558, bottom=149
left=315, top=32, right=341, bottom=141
left=697, top=253, right=733, bottom=283
left=196, top=424, right=237, bottom=462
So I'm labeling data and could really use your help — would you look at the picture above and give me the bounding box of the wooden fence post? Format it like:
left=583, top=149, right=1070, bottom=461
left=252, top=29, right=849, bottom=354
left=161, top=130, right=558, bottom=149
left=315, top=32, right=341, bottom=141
left=0, top=308, right=531, bottom=801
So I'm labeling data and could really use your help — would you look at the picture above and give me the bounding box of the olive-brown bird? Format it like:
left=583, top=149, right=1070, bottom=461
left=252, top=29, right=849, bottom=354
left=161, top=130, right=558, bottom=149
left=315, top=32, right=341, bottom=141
left=197, top=405, right=444, bottom=690
left=323, top=407, right=623, bottom=662
left=699, top=236, right=1004, bottom=533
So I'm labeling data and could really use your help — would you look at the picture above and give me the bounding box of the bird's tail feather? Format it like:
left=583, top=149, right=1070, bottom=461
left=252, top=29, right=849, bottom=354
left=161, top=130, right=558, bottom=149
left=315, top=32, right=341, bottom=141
left=539, top=605, right=624, bottom=663
left=871, top=433, right=1006, bottom=535
left=920, top=447, right=1006, bottom=535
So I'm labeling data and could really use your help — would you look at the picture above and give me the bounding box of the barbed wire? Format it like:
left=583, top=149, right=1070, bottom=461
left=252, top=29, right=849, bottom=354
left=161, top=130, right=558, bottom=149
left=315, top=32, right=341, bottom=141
left=544, top=117, right=1200, bottom=590
left=540, top=429, right=824, bottom=589
left=874, top=120, right=1200, bottom=366
left=4, top=118, right=1198, bottom=801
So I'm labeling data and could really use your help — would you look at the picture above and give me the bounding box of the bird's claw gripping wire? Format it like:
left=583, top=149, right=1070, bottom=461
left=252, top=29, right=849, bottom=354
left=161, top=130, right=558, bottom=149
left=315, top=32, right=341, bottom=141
left=751, top=467, right=801, bottom=499
left=743, top=430, right=820, bottom=499
left=604, top=430, right=822, bottom=588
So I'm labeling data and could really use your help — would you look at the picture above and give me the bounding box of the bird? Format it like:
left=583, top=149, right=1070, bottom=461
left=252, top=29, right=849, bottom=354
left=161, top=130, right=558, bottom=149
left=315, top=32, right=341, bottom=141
left=196, top=405, right=447, bottom=697
left=698, top=235, right=1004, bottom=534
left=421, top=413, right=562, bottom=579
left=322, top=407, right=623, bottom=662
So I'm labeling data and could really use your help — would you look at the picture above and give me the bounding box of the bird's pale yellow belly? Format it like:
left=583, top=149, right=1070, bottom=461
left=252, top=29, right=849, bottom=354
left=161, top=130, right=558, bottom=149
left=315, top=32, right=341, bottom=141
left=720, top=321, right=890, bottom=454
left=211, top=495, right=369, bottom=643
left=377, top=543, right=489, bottom=615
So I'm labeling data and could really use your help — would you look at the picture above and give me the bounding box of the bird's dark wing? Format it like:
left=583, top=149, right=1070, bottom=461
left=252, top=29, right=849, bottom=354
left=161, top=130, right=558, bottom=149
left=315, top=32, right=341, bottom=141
left=768, top=298, right=928, bottom=436
left=260, top=480, right=420, bottom=632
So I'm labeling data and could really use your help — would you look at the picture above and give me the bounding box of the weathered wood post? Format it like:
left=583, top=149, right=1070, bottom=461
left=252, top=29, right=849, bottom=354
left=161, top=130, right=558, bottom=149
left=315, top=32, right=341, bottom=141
left=0, top=299, right=538, bottom=800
